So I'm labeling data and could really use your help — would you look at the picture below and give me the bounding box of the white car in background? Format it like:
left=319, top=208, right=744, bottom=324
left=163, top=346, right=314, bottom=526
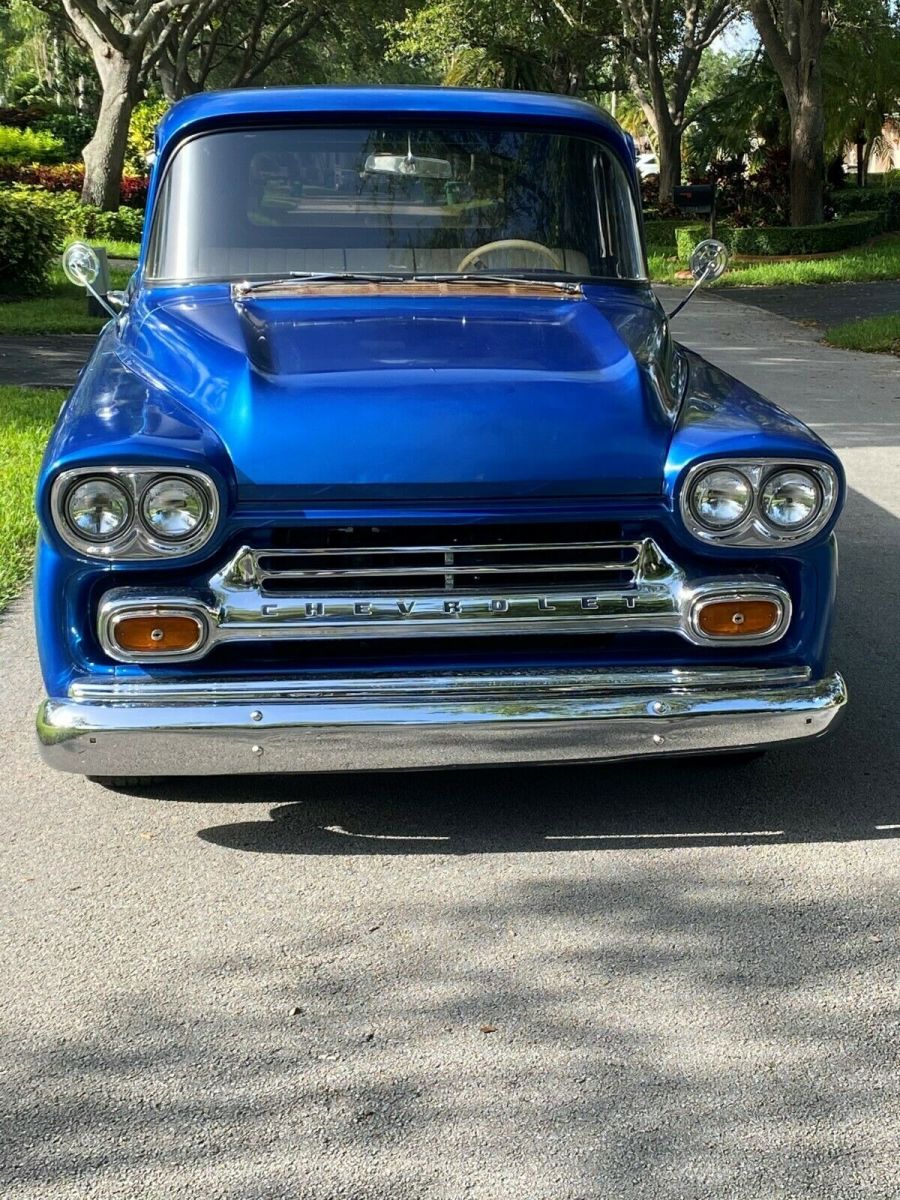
left=635, top=152, right=659, bottom=179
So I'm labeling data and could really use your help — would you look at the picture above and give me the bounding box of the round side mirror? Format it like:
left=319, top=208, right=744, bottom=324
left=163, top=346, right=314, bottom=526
left=689, top=238, right=728, bottom=283
left=62, top=242, right=100, bottom=288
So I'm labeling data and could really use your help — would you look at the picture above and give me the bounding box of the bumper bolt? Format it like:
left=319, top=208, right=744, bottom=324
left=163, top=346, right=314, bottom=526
left=251, top=744, right=263, bottom=756
left=250, top=710, right=263, bottom=722
left=650, top=700, right=669, bottom=715
left=652, top=734, right=665, bottom=746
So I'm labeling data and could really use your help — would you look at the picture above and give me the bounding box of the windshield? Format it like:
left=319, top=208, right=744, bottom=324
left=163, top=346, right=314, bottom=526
left=146, top=124, right=646, bottom=284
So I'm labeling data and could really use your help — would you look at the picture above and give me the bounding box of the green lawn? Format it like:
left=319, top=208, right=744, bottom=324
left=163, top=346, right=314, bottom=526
left=91, top=238, right=140, bottom=261
left=0, top=267, right=132, bottom=335
left=0, top=386, right=63, bottom=613
left=824, top=313, right=900, bottom=355
left=650, top=233, right=900, bottom=287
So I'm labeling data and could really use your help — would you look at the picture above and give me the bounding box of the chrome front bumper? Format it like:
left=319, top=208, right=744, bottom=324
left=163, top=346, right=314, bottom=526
left=37, top=666, right=847, bottom=776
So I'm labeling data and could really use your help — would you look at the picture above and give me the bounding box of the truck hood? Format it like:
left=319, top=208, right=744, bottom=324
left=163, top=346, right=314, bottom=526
left=125, top=286, right=674, bottom=500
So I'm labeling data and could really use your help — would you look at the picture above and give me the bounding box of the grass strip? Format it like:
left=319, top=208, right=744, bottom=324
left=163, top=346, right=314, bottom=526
left=0, top=386, right=62, bottom=612
left=0, top=267, right=132, bottom=335
left=649, top=233, right=900, bottom=287
left=823, top=313, right=900, bottom=355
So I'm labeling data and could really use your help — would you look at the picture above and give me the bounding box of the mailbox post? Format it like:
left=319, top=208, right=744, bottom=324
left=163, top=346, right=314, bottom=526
left=84, top=246, right=111, bottom=317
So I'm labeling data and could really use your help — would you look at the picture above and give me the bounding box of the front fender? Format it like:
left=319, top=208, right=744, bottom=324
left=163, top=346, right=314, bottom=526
left=35, top=329, right=236, bottom=565
left=664, top=350, right=845, bottom=557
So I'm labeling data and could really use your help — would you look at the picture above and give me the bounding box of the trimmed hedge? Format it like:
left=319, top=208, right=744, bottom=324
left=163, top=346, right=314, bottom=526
left=675, top=224, right=707, bottom=261
left=675, top=214, right=883, bottom=261
left=644, top=218, right=684, bottom=253
left=831, top=187, right=900, bottom=231
left=727, top=213, right=883, bottom=255
left=0, top=190, right=65, bottom=296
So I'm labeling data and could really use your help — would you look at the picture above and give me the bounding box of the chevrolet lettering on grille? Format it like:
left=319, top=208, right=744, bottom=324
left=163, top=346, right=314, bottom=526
left=258, top=596, right=637, bottom=618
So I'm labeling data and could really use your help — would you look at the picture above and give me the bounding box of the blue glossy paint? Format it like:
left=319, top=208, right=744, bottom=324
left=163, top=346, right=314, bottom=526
left=34, top=86, right=845, bottom=701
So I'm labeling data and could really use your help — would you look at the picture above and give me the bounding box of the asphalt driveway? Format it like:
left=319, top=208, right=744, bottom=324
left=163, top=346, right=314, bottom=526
left=716, top=279, right=900, bottom=328
left=1, top=291, right=898, bottom=1199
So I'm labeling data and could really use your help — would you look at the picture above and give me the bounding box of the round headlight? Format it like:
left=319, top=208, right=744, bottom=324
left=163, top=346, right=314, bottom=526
left=141, top=477, right=208, bottom=541
left=760, top=469, right=821, bottom=529
left=65, top=477, right=131, bottom=542
left=690, top=468, right=753, bottom=529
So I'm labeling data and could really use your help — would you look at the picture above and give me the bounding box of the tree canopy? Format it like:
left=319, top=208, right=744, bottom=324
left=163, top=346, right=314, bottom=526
left=0, top=0, right=897, bottom=218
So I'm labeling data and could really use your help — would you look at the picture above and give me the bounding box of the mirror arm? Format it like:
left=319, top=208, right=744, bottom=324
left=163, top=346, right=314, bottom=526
left=83, top=279, right=121, bottom=320
left=666, top=263, right=713, bottom=321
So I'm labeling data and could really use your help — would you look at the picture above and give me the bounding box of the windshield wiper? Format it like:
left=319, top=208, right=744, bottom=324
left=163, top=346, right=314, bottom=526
left=234, top=271, right=407, bottom=294
left=233, top=271, right=582, bottom=296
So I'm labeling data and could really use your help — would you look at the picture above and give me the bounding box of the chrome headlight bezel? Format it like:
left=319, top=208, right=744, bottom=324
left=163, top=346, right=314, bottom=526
left=63, top=475, right=133, bottom=544
left=688, top=467, right=754, bottom=531
left=50, top=466, right=220, bottom=559
left=140, top=476, right=210, bottom=542
left=680, top=459, right=839, bottom=547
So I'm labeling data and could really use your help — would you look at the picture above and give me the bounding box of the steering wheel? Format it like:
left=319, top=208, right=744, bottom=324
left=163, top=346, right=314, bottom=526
left=456, top=239, right=563, bottom=274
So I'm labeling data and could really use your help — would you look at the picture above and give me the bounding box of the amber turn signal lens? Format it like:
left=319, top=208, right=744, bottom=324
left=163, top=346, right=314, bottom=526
left=113, top=614, right=203, bottom=653
left=696, top=598, right=781, bottom=638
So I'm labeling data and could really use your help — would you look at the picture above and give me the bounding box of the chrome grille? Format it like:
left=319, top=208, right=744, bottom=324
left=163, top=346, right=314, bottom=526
left=253, top=528, right=644, bottom=595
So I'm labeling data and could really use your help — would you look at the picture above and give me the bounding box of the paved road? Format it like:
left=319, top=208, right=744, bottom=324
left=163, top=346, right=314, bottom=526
left=716, top=279, right=900, bottom=328
left=2, top=292, right=899, bottom=1199
left=0, top=335, right=96, bottom=388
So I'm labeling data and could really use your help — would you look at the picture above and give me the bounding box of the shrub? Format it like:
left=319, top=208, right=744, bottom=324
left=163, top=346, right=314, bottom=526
left=0, top=105, right=47, bottom=130
left=703, top=148, right=790, bottom=227
left=90, top=206, right=144, bottom=241
left=0, top=161, right=84, bottom=191
left=725, top=213, right=884, bottom=255
left=644, top=219, right=685, bottom=254
left=640, top=174, right=659, bottom=211
left=8, top=186, right=145, bottom=244
left=33, top=112, right=95, bottom=161
left=0, top=189, right=65, bottom=296
left=17, top=187, right=89, bottom=237
left=119, top=174, right=149, bottom=207
left=0, top=161, right=149, bottom=206
left=0, top=125, right=66, bottom=166
left=831, top=188, right=900, bottom=231
left=675, top=224, right=707, bottom=261
left=126, top=99, right=168, bottom=175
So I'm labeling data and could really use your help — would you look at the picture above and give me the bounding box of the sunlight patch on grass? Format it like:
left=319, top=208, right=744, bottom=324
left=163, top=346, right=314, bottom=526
left=0, top=267, right=131, bottom=335
left=0, top=386, right=62, bottom=612
left=824, top=314, right=900, bottom=355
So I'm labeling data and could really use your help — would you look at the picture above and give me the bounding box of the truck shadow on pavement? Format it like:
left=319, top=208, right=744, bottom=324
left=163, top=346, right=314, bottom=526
left=7, top=851, right=897, bottom=1198
left=191, top=486, right=898, bottom=857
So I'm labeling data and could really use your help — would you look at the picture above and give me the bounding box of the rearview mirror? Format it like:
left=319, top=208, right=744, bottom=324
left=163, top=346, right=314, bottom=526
left=689, top=238, right=729, bottom=283
left=61, top=241, right=122, bottom=320
left=364, top=152, right=452, bottom=180
left=667, top=238, right=729, bottom=321
left=62, top=241, right=100, bottom=288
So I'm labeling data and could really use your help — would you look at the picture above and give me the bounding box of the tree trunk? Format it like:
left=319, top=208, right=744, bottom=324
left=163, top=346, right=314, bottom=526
left=657, top=122, right=683, bottom=207
left=855, top=137, right=866, bottom=187
left=81, top=52, right=139, bottom=210
left=786, top=76, right=825, bottom=225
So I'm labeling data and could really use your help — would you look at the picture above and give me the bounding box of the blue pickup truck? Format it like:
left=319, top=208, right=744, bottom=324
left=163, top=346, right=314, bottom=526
left=34, top=86, right=846, bottom=781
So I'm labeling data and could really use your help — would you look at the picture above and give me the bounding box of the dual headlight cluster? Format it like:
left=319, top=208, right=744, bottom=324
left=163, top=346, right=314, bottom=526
left=51, top=467, right=219, bottom=559
left=681, top=459, right=838, bottom=547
